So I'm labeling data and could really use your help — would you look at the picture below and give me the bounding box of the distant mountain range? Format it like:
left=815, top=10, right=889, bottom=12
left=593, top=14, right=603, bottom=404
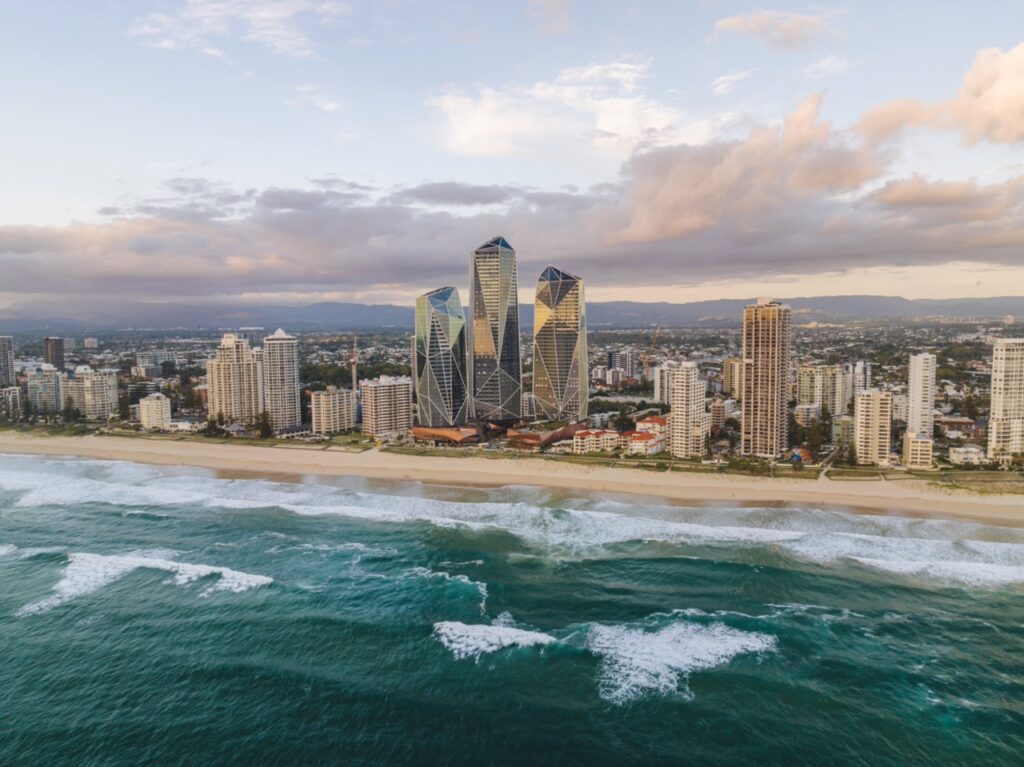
left=1, top=295, right=1022, bottom=333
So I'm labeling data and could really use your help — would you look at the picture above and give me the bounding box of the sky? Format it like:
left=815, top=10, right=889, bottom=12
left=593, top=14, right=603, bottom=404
left=2, top=0, right=1024, bottom=310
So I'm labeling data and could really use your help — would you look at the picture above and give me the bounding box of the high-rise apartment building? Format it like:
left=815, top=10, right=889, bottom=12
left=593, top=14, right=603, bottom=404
left=668, top=362, right=710, bottom=458
left=236, top=327, right=266, bottom=348
left=207, top=334, right=264, bottom=425
left=653, top=362, right=681, bottom=404
left=0, top=336, right=14, bottom=387
left=721, top=357, right=744, bottom=399
left=361, top=376, right=413, bottom=439
left=44, top=337, right=65, bottom=370
left=852, top=360, right=872, bottom=393
left=139, top=392, right=172, bottom=430
left=907, top=353, right=936, bottom=437
left=741, top=299, right=791, bottom=458
left=26, top=365, right=63, bottom=414
left=532, top=266, right=588, bottom=422
left=606, top=349, right=634, bottom=379
left=63, top=367, right=119, bottom=421
left=311, top=386, right=356, bottom=435
left=468, top=236, right=521, bottom=424
left=988, top=338, right=1024, bottom=463
left=797, top=364, right=848, bottom=417
left=262, top=329, right=301, bottom=432
left=853, top=389, right=893, bottom=466
left=415, top=287, right=468, bottom=428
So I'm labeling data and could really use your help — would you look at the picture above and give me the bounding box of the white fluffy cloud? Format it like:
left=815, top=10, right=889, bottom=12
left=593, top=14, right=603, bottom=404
left=859, top=42, right=1024, bottom=145
left=428, top=58, right=715, bottom=160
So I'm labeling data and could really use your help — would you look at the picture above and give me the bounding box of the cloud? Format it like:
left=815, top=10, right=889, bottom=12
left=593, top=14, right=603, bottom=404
left=859, top=42, right=1024, bottom=145
left=291, top=83, right=342, bottom=112
left=714, top=10, right=829, bottom=49
left=710, top=69, right=756, bottom=95
left=387, top=182, right=522, bottom=206
left=131, top=0, right=350, bottom=57
left=427, top=57, right=715, bottom=159
left=528, top=0, right=571, bottom=35
left=613, top=95, right=882, bottom=242
left=804, top=54, right=849, bottom=79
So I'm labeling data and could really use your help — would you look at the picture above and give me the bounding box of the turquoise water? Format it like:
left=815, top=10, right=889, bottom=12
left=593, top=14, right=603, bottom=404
left=2, top=455, right=1023, bottom=766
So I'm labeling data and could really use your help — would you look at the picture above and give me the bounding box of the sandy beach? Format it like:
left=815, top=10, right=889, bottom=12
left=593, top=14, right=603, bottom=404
left=1, top=431, right=1021, bottom=527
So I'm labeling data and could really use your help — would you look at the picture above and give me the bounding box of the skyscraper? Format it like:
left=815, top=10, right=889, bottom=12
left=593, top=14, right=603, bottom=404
left=988, top=338, right=1024, bottom=463
left=797, top=364, right=848, bottom=417
left=26, top=365, right=63, bottom=414
left=532, top=266, right=587, bottom=422
left=606, top=349, right=634, bottom=379
left=908, top=352, right=937, bottom=437
left=207, top=334, right=264, bottom=425
left=721, top=357, right=744, bottom=399
left=262, top=329, right=301, bottom=432
left=668, top=362, right=709, bottom=458
left=468, top=236, right=521, bottom=424
left=854, top=389, right=893, bottom=466
left=0, top=336, right=14, bottom=387
left=741, top=299, right=791, bottom=458
left=44, top=337, right=65, bottom=370
left=415, top=287, right=469, bottom=428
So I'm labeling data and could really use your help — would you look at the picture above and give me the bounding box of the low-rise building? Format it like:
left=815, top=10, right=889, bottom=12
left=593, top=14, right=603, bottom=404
left=794, top=403, right=821, bottom=427
left=0, top=386, right=21, bottom=419
left=949, top=445, right=987, bottom=466
left=139, top=392, right=172, bottom=430
left=573, top=429, right=622, bottom=454
left=902, top=431, right=934, bottom=469
left=311, top=386, right=356, bottom=435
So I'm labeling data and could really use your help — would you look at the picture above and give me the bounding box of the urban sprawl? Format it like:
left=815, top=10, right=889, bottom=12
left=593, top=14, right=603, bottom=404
left=2, top=236, right=1024, bottom=471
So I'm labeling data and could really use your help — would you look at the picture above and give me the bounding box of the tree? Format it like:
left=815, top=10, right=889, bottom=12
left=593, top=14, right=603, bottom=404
left=63, top=396, right=81, bottom=423
left=847, top=443, right=858, bottom=466
left=216, top=411, right=226, bottom=426
left=257, top=411, right=273, bottom=439
left=118, top=394, right=131, bottom=421
left=613, top=408, right=635, bottom=432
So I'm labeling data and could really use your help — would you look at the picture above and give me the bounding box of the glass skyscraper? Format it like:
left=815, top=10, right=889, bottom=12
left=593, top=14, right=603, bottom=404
left=468, top=236, right=522, bottom=424
left=415, top=286, right=468, bottom=427
left=532, top=266, right=588, bottom=422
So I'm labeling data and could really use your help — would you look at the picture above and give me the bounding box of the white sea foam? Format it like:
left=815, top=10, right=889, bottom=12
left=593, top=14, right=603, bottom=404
left=407, top=567, right=488, bottom=613
left=8, top=455, right=1024, bottom=588
left=433, top=620, right=556, bottom=660
left=585, top=621, right=776, bottom=704
left=17, top=550, right=273, bottom=615
left=0, top=544, right=16, bottom=557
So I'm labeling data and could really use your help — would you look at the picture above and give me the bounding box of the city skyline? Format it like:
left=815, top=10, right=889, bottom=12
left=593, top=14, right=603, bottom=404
left=4, top=3, right=1024, bottom=312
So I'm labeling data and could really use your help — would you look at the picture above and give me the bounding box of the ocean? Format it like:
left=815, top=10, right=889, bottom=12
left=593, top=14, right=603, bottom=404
left=1, top=454, right=1023, bottom=766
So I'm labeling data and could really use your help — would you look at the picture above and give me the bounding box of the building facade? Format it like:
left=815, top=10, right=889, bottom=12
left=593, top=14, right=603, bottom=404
left=262, top=329, right=301, bottom=432
left=908, top=352, right=936, bottom=437
left=415, top=287, right=469, bottom=428
left=139, top=392, right=172, bottom=430
left=988, top=338, right=1024, bottom=463
left=532, top=266, right=588, bottom=422
left=468, top=236, right=521, bottom=424
left=853, top=389, right=893, bottom=466
left=207, top=334, right=264, bottom=425
left=668, top=362, right=710, bottom=459
left=0, top=336, right=13, bottom=387
left=653, top=362, right=680, bottom=404
left=722, top=357, right=744, bottom=399
left=741, top=299, right=791, bottom=458
left=360, top=376, right=413, bottom=439
left=311, top=386, right=356, bottom=435
left=44, top=336, right=65, bottom=370
left=26, top=365, right=63, bottom=414
left=797, top=364, right=848, bottom=417
left=0, top=386, right=21, bottom=419
left=902, top=431, right=934, bottom=469
left=64, top=366, right=119, bottom=421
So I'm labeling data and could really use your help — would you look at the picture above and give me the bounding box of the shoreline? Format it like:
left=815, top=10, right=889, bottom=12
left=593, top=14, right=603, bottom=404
left=1, top=431, right=1022, bottom=527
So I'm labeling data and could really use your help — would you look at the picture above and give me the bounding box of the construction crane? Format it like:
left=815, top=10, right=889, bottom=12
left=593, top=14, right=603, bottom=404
left=640, top=326, right=662, bottom=381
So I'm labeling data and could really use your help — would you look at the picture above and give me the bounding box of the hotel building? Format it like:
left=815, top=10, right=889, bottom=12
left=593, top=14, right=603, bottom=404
left=532, top=266, right=588, bottom=422
left=415, top=287, right=469, bottom=428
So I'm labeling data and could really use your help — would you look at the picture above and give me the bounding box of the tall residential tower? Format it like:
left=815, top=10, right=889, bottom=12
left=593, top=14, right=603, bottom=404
left=468, top=236, right=521, bottom=424
left=0, top=336, right=14, bottom=387
left=415, top=287, right=469, bottom=428
left=532, top=266, right=587, bottom=422
left=988, top=338, right=1024, bottom=463
left=207, top=334, right=264, bottom=425
left=262, top=329, right=301, bottom=432
left=741, top=299, right=791, bottom=458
